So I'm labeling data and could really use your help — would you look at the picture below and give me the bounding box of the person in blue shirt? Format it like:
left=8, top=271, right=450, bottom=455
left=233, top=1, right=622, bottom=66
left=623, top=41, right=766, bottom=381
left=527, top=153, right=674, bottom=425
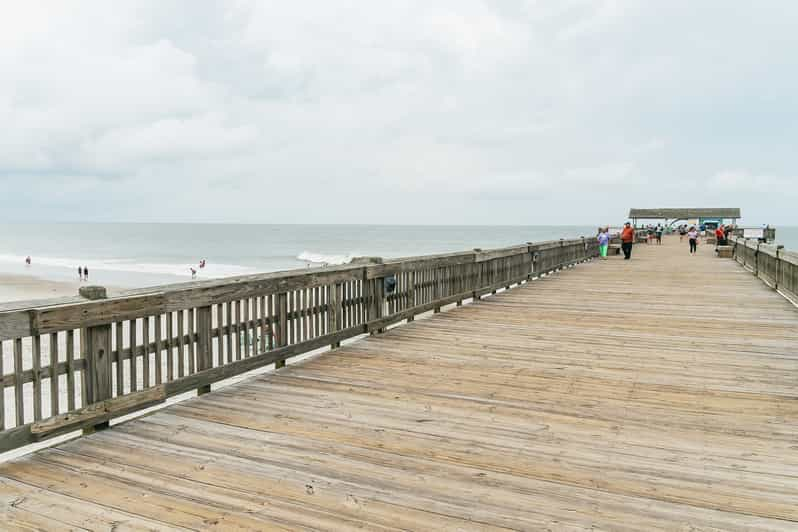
left=597, top=227, right=611, bottom=259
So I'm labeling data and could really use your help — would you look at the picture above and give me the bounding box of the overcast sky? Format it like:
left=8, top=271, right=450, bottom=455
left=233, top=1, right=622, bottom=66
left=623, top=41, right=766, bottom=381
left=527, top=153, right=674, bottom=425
left=1, top=1, right=795, bottom=225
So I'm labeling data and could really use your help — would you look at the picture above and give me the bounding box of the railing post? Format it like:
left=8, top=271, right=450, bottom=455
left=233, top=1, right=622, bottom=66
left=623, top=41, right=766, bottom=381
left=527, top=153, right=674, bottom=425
left=77, top=286, right=112, bottom=433
left=82, top=323, right=112, bottom=433
left=276, top=292, right=288, bottom=368
left=755, top=242, right=760, bottom=278
left=329, top=283, right=342, bottom=348
left=433, top=268, right=442, bottom=312
left=775, top=246, right=784, bottom=290
left=196, top=305, right=212, bottom=394
left=407, top=271, right=416, bottom=321
left=371, top=277, right=385, bottom=332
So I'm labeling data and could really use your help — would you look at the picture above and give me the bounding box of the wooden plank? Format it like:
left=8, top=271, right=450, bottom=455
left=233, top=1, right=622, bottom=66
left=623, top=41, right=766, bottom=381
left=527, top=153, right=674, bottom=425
left=30, top=385, right=166, bottom=440
left=0, top=311, right=32, bottom=342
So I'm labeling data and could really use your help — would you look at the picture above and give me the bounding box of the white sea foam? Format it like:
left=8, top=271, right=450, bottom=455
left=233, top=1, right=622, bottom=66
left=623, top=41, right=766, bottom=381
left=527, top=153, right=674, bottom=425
left=0, top=254, right=257, bottom=279
left=296, top=251, right=353, bottom=266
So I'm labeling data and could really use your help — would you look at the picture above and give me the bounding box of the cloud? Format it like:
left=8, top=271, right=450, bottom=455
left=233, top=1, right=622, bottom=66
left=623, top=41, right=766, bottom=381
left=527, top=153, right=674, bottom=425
left=0, top=1, right=796, bottom=225
left=709, top=170, right=796, bottom=192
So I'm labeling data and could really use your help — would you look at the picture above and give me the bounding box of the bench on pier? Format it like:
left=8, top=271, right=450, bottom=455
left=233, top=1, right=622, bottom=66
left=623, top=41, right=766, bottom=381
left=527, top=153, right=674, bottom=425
left=716, top=245, right=733, bottom=258
left=608, top=244, right=621, bottom=255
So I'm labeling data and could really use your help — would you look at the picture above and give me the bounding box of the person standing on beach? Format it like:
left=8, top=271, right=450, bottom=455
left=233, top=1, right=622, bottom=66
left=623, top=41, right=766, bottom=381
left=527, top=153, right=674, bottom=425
left=597, top=227, right=611, bottom=260
left=687, top=226, right=699, bottom=255
left=620, top=222, right=635, bottom=260
left=78, top=266, right=83, bottom=281
left=83, top=266, right=88, bottom=281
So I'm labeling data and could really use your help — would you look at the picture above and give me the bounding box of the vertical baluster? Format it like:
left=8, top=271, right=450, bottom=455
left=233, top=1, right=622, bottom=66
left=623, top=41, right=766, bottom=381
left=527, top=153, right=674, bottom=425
left=243, top=299, right=250, bottom=358
left=142, top=316, right=150, bottom=388
left=66, top=331, right=75, bottom=411
left=154, top=315, right=163, bottom=385
left=302, top=289, right=309, bottom=341
left=177, top=310, right=185, bottom=377
left=49, top=332, right=59, bottom=417
left=32, top=335, right=42, bottom=421
left=266, top=295, right=274, bottom=350
left=259, top=296, right=269, bottom=353
left=166, top=312, right=174, bottom=382
left=0, top=341, right=4, bottom=430
left=188, top=308, right=196, bottom=373
left=217, top=303, right=225, bottom=364
left=276, top=292, right=288, bottom=368
left=115, top=322, right=124, bottom=395
left=289, top=292, right=296, bottom=345
left=225, top=301, right=233, bottom=363
left=196, top=305, right=212, bottom=395
left=13, top=338, right=23, bottom=426
left=233, top=301, right=241, bottom=361
left=128, top=319, right=137, bottom=392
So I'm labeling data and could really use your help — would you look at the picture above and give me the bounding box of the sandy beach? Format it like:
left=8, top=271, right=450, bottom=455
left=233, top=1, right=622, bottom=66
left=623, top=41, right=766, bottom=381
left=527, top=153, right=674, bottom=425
left=0, top=272, right=85, bottom=304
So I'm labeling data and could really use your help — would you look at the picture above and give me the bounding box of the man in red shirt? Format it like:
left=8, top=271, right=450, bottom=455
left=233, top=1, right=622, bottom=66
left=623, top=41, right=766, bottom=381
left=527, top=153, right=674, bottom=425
left=715, top=225, right=726, bottom=247
left=620, top=222, right=635, bottom=260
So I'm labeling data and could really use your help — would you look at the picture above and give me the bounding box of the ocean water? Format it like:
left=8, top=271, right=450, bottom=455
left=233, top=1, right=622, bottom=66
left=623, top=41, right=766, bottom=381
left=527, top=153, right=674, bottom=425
left=772, top=226, right=798, bottom=249
left=0, top=223, right=599, bottom=288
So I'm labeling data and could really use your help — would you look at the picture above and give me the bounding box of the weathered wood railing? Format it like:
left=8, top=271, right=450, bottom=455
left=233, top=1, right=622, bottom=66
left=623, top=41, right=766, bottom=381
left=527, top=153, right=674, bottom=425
left=730, top=236, right=798, bottom=304
left=0, top=237, right=598, bottom=453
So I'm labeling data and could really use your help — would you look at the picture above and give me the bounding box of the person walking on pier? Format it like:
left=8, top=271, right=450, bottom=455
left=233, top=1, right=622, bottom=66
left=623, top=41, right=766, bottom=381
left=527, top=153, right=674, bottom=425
left=687, top=226, right=699, bottom=255
left=597, top=227, right=610, bottom=260
left=620, top=222, right=635, bottom=260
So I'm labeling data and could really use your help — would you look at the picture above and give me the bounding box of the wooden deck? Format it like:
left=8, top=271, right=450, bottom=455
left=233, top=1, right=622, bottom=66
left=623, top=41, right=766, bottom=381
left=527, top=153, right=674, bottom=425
left=1, top=236, right=797, bottom=530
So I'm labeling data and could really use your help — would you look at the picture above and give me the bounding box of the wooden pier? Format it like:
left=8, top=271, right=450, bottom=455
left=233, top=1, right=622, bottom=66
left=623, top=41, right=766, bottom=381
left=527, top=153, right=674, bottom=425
left=0, top=235, right=796, bottom=530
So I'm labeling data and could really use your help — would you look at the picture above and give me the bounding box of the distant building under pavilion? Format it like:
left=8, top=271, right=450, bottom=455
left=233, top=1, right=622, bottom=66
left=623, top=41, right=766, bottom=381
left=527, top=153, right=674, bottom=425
left=628, top=208, right=741, bottom=229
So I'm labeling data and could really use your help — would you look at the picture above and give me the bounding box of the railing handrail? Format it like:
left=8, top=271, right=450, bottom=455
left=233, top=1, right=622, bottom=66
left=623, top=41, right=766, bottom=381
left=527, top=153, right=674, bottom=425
left=729, top=235, right=798, bottom=304
left=0, top=238, right=589, bottom=319
left=0, top=235, right=599, bottom=454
